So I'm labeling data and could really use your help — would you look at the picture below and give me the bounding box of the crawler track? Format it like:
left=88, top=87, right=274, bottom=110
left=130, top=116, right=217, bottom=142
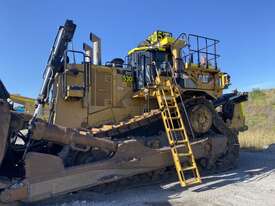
left=67, top=97, right=240, bottom=191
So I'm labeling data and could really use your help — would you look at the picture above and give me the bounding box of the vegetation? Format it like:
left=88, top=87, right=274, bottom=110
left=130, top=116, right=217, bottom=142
left=239, top=88, right=275, bottom=150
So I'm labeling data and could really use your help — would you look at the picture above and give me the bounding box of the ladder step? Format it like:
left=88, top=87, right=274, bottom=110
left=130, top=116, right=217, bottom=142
left=169, top=128, right=184, bottom=131
left=182, top=166, right=196, bottom=171
left=172, top=142, right=188, bottom=149
left=185, top=178, right=201, bottom=185
left=163, top=116, right=180, bottom=120
left=178, top=152, right=192, bottom=157
left=175, top=140, right=188, bottom=144
left=165, top=103, right=176, bottom=107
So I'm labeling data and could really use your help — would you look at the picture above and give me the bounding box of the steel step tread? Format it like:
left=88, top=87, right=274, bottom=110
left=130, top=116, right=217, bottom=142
left=178, top=152, right=192, bottom=157
left=181, top=166, right=196, bottom=171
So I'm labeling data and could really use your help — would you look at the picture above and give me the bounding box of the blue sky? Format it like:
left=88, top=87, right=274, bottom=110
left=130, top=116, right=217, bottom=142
left=0, top=0, right=274, bottom=97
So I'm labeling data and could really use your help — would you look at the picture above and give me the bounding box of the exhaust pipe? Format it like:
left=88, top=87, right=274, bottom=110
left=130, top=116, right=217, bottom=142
left=83, top=43, right=93, bottom=63
left=90, top=33, right=101, bottom=65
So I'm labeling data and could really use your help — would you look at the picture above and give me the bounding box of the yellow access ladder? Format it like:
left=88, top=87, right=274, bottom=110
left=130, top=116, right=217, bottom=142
left=155, top=78, right=201, bottom=187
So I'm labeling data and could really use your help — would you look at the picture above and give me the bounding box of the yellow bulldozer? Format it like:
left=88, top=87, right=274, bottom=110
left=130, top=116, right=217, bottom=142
left=0, top=20, right=248, bottom=204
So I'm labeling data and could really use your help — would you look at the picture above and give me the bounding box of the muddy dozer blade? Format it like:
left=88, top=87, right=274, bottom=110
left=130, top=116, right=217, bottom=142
left=0, top=100, right=11, bottom=167
left=0, top=136, right=228, bottom=204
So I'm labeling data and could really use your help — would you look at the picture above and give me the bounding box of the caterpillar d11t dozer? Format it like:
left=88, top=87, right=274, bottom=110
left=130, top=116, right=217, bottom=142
left=0, top=20, right=248, bottom=204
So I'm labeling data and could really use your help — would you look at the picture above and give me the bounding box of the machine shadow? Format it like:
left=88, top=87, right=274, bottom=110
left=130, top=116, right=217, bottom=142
left=192, top=150, right=275, bottom=192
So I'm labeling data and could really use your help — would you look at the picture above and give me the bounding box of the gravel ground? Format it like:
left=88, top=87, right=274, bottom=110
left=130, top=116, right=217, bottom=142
left=30, top=149, right=275, bottom=206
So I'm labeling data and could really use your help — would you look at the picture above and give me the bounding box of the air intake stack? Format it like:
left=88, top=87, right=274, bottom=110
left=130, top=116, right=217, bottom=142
left=90, top=33, right=101, bottom=65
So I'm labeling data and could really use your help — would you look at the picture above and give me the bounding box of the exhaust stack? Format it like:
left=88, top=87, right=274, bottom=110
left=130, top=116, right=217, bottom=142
left=90, top=33, right=101, bottom=65
left=83, top=43, right=93, bottom=63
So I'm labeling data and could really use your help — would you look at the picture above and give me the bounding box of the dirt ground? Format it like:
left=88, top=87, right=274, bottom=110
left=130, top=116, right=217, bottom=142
left=31, top=149, right=275, bottom=206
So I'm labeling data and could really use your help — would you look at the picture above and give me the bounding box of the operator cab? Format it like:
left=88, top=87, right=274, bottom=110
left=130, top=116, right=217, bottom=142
left=127, top=31, right=174, bottom=91
left=126, top=31, right=229, bottom=95
left=127, top=50, right=173, bottom=91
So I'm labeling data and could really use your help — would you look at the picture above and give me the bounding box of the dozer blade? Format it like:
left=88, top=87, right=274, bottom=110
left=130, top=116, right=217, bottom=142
left=0, top=136, right=228, bottom=204
left=0, top=100, right=11, bottom=168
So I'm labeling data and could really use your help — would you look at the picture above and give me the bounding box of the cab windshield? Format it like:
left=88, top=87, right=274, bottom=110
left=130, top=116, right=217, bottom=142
left=127, top=50, right=172, bottom=91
